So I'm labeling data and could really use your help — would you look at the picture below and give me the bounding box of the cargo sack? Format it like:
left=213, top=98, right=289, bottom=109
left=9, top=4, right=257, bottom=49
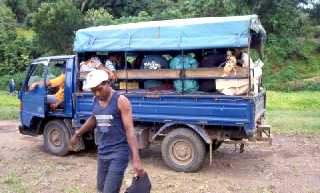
left=144, top=80, right=162, bottom=89
left=216, top=79, right=249, bottom=95
left=199, top=80, right=216, bottom=92
left=169, top=55, right=198, bottom=69
left=142, top=55, right=168, bottom=70
left=173, top=80, right=199, bottom=92
left=142, top=55, right=168, bottom=89
left=169, top=55, right=199, bottom=92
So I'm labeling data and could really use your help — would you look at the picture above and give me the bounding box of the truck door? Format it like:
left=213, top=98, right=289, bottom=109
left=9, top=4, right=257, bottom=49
left=20, top=61, right=47, bottom=129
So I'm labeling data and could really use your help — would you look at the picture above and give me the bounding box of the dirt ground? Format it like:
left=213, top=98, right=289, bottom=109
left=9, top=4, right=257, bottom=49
left=0, top=120, right=319, bottom=193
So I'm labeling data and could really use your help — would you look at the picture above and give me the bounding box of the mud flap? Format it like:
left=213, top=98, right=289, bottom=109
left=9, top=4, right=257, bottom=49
left=256, top=124, right=272, bottom=145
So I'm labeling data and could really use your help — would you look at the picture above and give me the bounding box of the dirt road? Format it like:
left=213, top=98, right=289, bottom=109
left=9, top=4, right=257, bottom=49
left=0, top=120, right=319, bottom=193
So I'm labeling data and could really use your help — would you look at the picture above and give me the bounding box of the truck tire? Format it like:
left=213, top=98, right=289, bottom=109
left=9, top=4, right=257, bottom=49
left=161, top=128, right=206, bottom=172
left=43, top=120, right=70, bottom=156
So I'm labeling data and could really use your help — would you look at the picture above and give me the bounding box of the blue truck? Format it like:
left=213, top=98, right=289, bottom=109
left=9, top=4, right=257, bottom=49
left=19, top=15, right=271, bottom=172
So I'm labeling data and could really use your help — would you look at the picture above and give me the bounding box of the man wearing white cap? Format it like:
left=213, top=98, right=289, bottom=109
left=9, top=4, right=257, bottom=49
left=69, top=70, right=144, bottom=193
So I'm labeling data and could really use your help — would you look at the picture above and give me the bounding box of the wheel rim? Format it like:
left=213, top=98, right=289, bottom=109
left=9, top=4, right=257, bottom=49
left=169, top=139, right=194, bottom=166
left=48, top=128, right=62, bottom=147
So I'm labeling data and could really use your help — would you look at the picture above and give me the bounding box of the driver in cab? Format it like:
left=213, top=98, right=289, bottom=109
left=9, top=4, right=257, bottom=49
left=30, top=67, right=65, bottom=110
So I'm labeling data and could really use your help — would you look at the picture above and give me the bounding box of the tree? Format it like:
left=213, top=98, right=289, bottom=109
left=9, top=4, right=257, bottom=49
left=32, top=0, right=84, bottom=54
left=0, top=4, right=32, bottom=76
left=0, top=37, right=32, bottom=75
left=73, top=0, right=150, bottom=17
left=4, top=0, right=29, bottom=23
left=0, top=4, right=16, bottom=37
left=116, top=11, right=153, bottom=24
left=84, top=8, right=113, bottom=26
left=0, top=4, right=16, bottom=62
left=310, top=2, right=320, bottom=24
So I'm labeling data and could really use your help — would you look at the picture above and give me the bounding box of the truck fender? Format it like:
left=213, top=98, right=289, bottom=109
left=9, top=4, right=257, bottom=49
left=151, top=122, right=212, bottom=144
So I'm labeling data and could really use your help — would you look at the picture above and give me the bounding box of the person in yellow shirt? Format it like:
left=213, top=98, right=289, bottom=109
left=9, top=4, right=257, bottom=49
left=30, top=72, right=65, bottom=110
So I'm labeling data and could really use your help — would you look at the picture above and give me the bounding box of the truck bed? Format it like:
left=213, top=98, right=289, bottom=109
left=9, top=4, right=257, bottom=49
left=74, top=90, right=266, bottom=137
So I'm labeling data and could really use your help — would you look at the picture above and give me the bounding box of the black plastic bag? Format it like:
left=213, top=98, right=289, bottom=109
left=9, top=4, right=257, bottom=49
left=124, top=172, right=151, bottom=193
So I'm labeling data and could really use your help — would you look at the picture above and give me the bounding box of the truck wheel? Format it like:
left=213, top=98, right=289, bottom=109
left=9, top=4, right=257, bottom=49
left=161, top=128, right=206, bottom=172
left=43, top=120, right=70, bottom=156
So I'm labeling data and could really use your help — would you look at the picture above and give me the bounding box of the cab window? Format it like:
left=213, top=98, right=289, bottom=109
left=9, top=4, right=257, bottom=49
left=26, top=63, right=45, bottom=90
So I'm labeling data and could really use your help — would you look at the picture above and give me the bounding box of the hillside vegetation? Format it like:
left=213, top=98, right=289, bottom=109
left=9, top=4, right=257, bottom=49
left=0, top=0, right=319, bottom=91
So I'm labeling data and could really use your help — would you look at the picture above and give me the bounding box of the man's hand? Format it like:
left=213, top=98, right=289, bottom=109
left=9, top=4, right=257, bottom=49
left=109, top=71, right=117, bottom=81
left=69, top=134, right=80, bottom=151
left=132, top=159, right=144, bottom=177
left=96, top=65, right=117, bottom=81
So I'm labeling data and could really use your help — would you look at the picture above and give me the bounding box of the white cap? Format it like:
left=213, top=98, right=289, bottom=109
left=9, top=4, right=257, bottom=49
left=83, top=70, right=109, bottom=90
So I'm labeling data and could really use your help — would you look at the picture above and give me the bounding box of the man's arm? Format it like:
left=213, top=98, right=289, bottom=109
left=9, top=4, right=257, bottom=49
left=30, top=74, right=64, bottom=90
left=69, top=115, right=96, bottom=150
left=30, top=79, right=50, bottom=90
left=118, top=95, right=144, bottom=176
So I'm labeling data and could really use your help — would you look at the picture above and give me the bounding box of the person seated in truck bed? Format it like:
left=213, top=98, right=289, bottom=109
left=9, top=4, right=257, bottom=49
left=233, top=48, right=253, bottom=68
left=105, top=52, right=126, bottom=70
left=215, top=48, right=254, bottom=96
left=80, top=52, right=116, bottom=81
left=130, top=54, right=143, bottom=69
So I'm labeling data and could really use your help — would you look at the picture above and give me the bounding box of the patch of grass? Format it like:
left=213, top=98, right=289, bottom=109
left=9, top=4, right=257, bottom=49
left=267, top=91, right=320, bottom=111
left=0, top=106, right=19, bottom=120
left=267, top=91, right=320, bottom=133
left=0, top=90, right=19, bottom=120
left=2, top=171, right=28, bottom=193
left=268, top=110, right=320, bottom=133
left=64, top=188, right=87, bottom=193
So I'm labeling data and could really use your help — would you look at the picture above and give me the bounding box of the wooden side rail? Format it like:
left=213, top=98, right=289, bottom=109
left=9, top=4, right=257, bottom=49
left=79, top=67, right=249, bottom=80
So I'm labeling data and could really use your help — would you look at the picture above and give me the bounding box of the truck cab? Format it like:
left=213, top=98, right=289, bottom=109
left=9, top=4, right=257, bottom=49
left=19, top=15, right=271, bottom=172
left=19, top=55, right=76, bottom=155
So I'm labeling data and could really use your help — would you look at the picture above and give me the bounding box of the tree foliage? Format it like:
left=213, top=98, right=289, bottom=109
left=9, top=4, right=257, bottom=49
left=0, top=4, right=16, bottom=62
left=116, top=11, right=153, bottom=24
left=84, top=8, right=113, bottom=26
left=4, top=0, right=29, bottom=23
left=32, top=0, right=84, bottom=54
left=0, top=4, right=16, bottom=41
left=73, top=0, right=150, bottom=17
left=310, top=2, right=320, bottom=24
left=0, top=0, right=319, bottom=90
left=0, top=4, right=32, bottom=76
left=0, top=37, right=32, bottom=75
